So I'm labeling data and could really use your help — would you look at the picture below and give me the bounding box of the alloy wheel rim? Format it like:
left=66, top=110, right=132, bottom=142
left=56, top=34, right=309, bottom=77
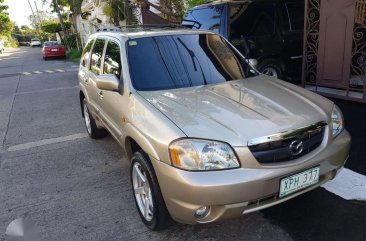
left=262, top=67, right=278, bottom=78
left=83, top=103, right=92, bottom=134
left=132, top=162, right=154, bottom=221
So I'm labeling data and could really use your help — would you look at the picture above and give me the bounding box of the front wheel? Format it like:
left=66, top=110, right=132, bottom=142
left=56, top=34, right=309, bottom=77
left=131, top=151, right=174, bottom=230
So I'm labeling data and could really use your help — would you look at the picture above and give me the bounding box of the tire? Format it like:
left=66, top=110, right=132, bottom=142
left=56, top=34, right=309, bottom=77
left=130, top=151, right=174, bottom=230
left=258, top=59, right=284, bottom=80
left=43, top=56, right=47, bottom=61
left=82, top=99, right=107, bottom=139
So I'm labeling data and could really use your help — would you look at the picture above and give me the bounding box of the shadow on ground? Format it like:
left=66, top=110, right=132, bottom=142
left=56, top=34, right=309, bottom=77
left=262, top=188, right=366, bottom=241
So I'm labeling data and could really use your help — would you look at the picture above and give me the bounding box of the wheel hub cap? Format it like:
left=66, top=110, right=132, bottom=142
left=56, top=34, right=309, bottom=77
left=262, top=67, right=278, bottom=78
left=83, top=103, right=91, bottom=134
left=132, top=162, right=154, bottom=221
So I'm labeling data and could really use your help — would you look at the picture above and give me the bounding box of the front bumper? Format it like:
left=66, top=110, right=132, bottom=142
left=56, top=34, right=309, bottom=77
left=151, top=130, right=351, bottom=224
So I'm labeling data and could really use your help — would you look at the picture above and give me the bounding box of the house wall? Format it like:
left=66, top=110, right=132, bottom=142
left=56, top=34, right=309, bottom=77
left=302, top=0, right=366, bottom=102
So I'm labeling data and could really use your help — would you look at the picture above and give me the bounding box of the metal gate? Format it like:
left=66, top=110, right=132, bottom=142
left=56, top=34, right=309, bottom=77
left=302, top=0, right=366, bottom=102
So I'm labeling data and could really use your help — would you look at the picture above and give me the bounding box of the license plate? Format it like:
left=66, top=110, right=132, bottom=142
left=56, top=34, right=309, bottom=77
left=51, top=49, right=58, bottom=52
left=279, top=167, right=319, bottom=198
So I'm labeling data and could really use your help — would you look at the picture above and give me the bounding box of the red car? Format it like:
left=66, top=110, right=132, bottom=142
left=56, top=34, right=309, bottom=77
left=42, top=41, right=66, bottom=60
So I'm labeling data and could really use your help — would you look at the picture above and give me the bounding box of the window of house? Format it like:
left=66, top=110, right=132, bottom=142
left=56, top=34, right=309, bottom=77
left=90, top=38, right=105, bottom=75
left=103, top=41, right=122, bottom=79
left=81, top=38, right=94, bottom=67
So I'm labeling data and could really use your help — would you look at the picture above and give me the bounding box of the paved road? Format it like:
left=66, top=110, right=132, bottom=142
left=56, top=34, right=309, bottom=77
left=0, top=47, right=365, bottom=241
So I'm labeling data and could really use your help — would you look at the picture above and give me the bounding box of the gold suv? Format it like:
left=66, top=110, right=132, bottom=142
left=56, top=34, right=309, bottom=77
left=78, top=26, right=350, bottom=230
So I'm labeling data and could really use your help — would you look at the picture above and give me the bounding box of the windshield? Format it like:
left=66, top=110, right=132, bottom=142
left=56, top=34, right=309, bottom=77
left=127, top=34, right=256, bottom=91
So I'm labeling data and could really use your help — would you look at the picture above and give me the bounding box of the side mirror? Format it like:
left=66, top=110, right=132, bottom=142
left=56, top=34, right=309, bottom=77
left=248, top=59, right=258, bottom=69
left=96, top=74, right=120, bottom=92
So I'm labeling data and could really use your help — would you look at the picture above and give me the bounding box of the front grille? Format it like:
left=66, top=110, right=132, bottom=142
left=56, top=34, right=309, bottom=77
left=248, top=122, right=327, bottom=164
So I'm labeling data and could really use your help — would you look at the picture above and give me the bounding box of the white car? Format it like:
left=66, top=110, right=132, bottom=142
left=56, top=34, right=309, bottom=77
left=30, top=38, right=41, bottom=47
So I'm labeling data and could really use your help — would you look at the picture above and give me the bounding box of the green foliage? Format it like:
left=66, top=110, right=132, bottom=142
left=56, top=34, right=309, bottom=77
left=67, top=48, right=82, bottom=62
left=41, top=21, right=72, bottom=33
left=63, top=33, right=78, bottom=49
left=185, top=0, right=207, bottom=9
left=57, top=0, right=83, bottom=14
left=0, top=35, right=18, bottom=48
left=12, top=24, right=55, bottom=45
left=103, top=0, right=125, bottom=25
left=21, top=25, right=31, bottom=31
left=0, top=0, right=13, bottom=37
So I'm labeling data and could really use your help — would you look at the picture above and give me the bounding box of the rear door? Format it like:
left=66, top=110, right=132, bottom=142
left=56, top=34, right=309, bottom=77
left=79, top=38, right=97, bottom=112
left=88, top=38, right=107, bottom=115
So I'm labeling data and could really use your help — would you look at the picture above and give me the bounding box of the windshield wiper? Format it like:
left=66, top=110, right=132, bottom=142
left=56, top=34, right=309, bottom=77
left=177, top=37, right=208, bottom=85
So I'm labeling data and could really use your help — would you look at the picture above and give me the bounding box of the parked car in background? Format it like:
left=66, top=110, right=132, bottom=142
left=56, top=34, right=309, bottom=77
left=78, top=26, right=350, bottom=230
left=30, top=38, right=42, bottom=47
left=183, top=0, right=305, bottom=83
left=0, top=39, right=4, bottom=54
left=42, top=41, right=66, bottom=60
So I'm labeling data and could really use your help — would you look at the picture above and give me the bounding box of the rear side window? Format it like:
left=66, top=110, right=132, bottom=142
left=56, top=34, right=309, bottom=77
left=90, top=39, right=105, bottom=75
left=81, top=39, right=95, bottom=67
left=230, top=3, right=276, bottom=37
left=182, top=6, right=224, bottom=34
left=103, top=41, right=122, bottom=79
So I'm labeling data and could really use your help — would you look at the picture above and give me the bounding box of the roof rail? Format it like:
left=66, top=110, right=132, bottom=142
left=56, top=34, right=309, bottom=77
left=96, top=26, right=122, bottom=32
left=96, top=24, right=186, bottom=33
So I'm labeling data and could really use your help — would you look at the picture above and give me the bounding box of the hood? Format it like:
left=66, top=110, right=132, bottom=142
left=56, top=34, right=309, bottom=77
left=138, top=76, right=333, bottom=146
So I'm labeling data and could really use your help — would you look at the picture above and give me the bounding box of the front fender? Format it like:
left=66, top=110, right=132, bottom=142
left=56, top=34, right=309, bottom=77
left=123, top=123, right=160, bottom=161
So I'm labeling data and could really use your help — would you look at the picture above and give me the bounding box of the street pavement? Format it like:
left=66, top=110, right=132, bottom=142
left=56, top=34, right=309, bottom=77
left=0, top=47, right=365, bottom=241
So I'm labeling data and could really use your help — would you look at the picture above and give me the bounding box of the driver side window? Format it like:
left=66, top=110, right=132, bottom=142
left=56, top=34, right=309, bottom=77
left=103, top=41, right=122, bottom=79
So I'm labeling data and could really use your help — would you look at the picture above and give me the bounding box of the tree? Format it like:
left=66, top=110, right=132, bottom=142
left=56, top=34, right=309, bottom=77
left=21, top=25, right=31, bottom=31
left=133, top=0, right=184, bottom=23
left=103, top=0, right=125, bottom=26
left=185, top=0, right=206, bottom=9
left=0, top=0, right=13, bottom=36
left=41, top=20, right=71, bottom=42
left=28, top=10, right=54, bottom=29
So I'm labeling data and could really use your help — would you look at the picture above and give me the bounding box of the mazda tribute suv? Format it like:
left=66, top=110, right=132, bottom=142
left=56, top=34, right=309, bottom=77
left=78, top=26, right=350, bottom=230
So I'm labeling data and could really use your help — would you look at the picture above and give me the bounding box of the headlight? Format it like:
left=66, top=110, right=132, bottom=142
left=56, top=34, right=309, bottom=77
left=331, top=105, right=344, bottom=138
left=169, top=139, right=240, bottom=171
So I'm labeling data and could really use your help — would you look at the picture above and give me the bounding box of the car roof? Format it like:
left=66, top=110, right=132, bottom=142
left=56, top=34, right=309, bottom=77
left=89, top=28, right=215, bottom=40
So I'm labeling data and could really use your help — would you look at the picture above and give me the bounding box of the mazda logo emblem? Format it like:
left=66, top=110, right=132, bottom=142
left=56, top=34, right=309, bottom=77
left=289, top=140, right=304, bottom=156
